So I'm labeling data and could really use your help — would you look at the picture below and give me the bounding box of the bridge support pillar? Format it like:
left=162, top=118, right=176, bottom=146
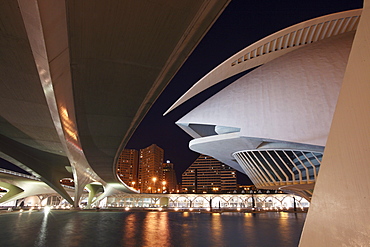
left=300, top=1, right=370, bottom=245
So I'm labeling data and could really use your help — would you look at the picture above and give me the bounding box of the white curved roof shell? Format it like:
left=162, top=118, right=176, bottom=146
left=177, top=31, right=355, bottom=156
left=166, top=9, right=361, bottom=114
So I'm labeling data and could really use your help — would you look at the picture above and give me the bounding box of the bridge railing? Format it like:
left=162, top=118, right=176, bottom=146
left=0, top=168, right=40, bottom=181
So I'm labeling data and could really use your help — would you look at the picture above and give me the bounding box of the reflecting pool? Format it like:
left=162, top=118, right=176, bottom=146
left=0, top=211, right=306, bottom=246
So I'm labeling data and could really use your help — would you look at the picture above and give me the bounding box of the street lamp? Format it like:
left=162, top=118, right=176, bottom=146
left=152, top=177, right=157, bottom=193
left=162, top=180, right=167, bottom=193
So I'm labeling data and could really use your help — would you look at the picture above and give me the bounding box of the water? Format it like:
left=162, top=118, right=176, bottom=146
left=0, top=211, right=306, bottom=247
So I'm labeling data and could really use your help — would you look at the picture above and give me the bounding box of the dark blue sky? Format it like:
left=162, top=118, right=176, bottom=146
left=1, top=0, right=364, bottom=184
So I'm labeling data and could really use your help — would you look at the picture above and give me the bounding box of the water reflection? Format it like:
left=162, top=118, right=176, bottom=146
left=142, top=212, right=170, bottom=246
left=123, top=213, right=137, bottom=245
left=211, top=213, right=223, bottom=245
left=34, top=208, right=50, bottom=246
left=0, top=211, right=306, bottom=246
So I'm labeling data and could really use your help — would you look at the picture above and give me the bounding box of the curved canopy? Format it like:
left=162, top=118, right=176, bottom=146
left=165, top=9, right=362, bottom=115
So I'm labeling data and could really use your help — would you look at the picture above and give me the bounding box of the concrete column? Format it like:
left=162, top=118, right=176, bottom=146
left=0, top=182, right=24, bottom=204
left=300, top=1, right=370, bottom=246
left=71, top=165, right=95, bottom=208
left=85, top=183, right=104, bottom=209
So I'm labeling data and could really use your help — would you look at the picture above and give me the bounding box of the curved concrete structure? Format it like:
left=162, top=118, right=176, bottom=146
left=176, top=29, right=355, bottom=198
left=0, top=169, right=75, bottom=205
left=0, top=0, right=231, bottom=206
left=173, top=5, right=370, bottom=245
left=165, top=9, right=362, bottom=114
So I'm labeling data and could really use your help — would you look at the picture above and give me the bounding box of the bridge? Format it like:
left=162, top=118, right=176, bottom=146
left=0, top=168, right=308, bottom=211
left=0, top=0, right=231, bottom=207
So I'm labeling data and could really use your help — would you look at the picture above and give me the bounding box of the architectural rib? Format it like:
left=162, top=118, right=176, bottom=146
left=233, top=150, right=322, bottom=191
left=165, top=9, right=362, bottom=115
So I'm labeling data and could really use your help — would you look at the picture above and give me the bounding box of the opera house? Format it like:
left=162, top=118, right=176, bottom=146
left=169, top=9, right=360, bottom=200
left=167, top=6, right=370, bottom=246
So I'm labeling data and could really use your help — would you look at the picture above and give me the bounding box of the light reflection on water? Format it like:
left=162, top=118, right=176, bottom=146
left=0, top=211, right=306, bottom=247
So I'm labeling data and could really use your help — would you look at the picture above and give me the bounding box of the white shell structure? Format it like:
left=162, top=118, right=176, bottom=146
left=176, top=29, right=355, bottom=199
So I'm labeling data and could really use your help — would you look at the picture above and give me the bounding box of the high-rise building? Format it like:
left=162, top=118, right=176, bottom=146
left=182, top=154, right=237, bottom=193
left=162, top=160, right=178, bottom=193
left=138, top=144, right=164, bottom=193
left=116, top=149, right=139, bottom=189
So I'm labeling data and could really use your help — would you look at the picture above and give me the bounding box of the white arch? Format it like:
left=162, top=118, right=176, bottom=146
left=165, top=9, right=362, bottom=115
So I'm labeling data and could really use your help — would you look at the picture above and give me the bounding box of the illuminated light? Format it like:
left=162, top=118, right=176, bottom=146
left=61, top=107, right=69, bottom=118
left=125, top=207, right=130, bottom=211
left=19, top=209, right=23, bottom=213
left=237, top=207, right=241, bottom=211
left=189, top=208, right=193, bottom=211
left=206, top=208, right=211, bottom=211
left=174, top=208, right=179, bottom=211
left=44, top=206, right=51, bottom=214
left=158, top=207, right=163, bottom=211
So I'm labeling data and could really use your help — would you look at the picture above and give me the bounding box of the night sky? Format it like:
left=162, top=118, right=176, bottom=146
left=1, top=0, right=363, bottom=184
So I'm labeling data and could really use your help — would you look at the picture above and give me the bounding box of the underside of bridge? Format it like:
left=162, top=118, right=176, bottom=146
left=0, top=0, right=231, bottom=207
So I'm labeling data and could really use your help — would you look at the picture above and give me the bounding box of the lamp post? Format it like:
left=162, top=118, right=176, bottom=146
left=152, top=177, right=157, bottom=194
left=162, top=180, right=167, bottom=193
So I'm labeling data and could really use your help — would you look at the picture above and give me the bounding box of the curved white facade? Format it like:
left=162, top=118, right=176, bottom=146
left=178, top=31, right=354, bottom=145
left=176, top=23, right=355, bottom=199
left=166, top=9, right=361, bottom=114
left=170, top=6, right=370, bottom=246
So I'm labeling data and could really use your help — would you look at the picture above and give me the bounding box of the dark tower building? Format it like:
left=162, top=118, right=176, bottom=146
left=182, top=154, right=237, bottom=193
left=138, top=144, right=164, bottom=193
left=162, top=160, right=178, bottom=193
left=116, top=149, right=139, bottom=189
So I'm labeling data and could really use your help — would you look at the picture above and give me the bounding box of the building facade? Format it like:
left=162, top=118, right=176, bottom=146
left=116, top=149, right=139, bottom=189
left=171, top=10, right=361, bottom=201
left=138, top=144, right=164, bottom=193
left=182, top=155, right=237, bottom=193
left=162, top=161, right=178, bottom=193
left=169, top=8, right=370, bottom=245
